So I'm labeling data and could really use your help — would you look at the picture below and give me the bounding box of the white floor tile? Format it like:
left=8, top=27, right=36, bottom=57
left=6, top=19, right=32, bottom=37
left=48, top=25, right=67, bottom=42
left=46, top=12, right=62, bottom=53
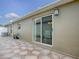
left=14, top=49, right=20, bottom=53
left=32, top=51, right=40, bottom=55
left=25, top=55, right=37, bottom=59
left=40, top=56, right=51, bottom=59
left=19, top=51, right=28, bottom=55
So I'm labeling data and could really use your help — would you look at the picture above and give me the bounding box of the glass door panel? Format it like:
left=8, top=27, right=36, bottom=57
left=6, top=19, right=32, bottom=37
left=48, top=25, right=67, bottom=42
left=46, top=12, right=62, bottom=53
left=35, top=19, right=41, bottom=42
left=42, top=15, right=52, bottom=45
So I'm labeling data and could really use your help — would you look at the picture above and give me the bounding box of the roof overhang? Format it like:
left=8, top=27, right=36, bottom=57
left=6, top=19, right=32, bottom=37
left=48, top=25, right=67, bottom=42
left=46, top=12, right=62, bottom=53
left=5, top=0, right=74, bottom=26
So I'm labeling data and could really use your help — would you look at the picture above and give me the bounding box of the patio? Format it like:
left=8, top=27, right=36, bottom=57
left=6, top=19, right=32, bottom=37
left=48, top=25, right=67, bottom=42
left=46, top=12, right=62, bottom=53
left=0, top=37, right=74, bottom=59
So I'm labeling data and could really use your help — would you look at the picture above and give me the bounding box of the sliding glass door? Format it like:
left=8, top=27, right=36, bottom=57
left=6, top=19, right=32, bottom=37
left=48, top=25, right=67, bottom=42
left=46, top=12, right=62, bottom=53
left=34, top=15, right=53, bottom=45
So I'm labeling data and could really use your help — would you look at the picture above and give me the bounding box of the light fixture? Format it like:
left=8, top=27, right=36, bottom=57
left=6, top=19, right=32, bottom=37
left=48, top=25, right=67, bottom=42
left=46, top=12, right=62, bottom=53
left=54, top=8, right=59, bottom=16
left=48, top=22, right=52, bottom=25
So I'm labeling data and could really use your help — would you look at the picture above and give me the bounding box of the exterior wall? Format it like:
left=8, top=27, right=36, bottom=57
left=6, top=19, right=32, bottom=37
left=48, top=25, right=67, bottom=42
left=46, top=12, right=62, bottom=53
left=7, top=1, right=79, bottom=58
left=9, top=19, right=33, bottom=42
left=53, top=1, right=79, bottom=57
left=18, top=19, right=33, bottom=42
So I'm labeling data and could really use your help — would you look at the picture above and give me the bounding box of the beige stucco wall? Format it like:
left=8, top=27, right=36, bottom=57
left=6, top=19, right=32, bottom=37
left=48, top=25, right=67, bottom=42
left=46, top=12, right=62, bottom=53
left=53, top=1, right=79, bottom=57
left=18, top=19, right=33, bottom=42
left=9, top=19, right=33, bottom=42
left=7, top=1, right=79, bottom=58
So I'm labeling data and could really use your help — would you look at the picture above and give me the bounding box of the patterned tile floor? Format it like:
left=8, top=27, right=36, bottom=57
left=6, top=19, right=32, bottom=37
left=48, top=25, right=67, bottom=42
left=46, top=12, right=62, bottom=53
left=0, top=37, right=75, bottom=59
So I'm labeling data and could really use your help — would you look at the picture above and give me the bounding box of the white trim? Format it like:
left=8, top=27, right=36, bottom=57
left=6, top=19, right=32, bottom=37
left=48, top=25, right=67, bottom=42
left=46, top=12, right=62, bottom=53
left=34, top=19, right=37, bottom=41
left=33, top=41, right=53, bottom=47
left=52, top=14, right=55, bottom=46
left=32, top=14, right=54, bottom=47
left=40, top=18, right=42, bottom=43
left=32, top=20, right=34, bottom=42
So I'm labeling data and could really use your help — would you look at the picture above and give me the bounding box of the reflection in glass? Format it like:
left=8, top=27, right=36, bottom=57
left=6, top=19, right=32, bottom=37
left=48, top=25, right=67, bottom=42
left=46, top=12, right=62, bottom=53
left=34, top=15, right=53, bottom=45
left=35, top=20, right=41, bottom=42
left=42, top=15, right=52, bottom=45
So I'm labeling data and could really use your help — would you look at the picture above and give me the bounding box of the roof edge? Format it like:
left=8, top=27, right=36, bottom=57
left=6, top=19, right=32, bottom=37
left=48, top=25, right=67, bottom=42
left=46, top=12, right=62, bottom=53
left=5, top=0, right=74, bottom=26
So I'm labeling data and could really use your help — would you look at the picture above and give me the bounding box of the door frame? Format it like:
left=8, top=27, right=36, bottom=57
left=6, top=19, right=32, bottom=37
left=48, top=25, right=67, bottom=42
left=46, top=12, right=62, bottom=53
left=32, top=14, right=54, bottom=47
